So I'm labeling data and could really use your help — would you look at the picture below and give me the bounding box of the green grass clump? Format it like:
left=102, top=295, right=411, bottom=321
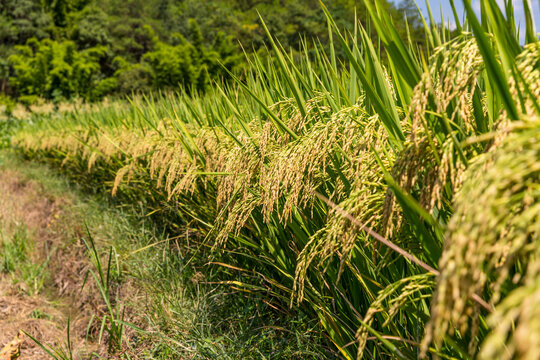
left=0, top=225, right=31, bottom=274
left=8, top=0, right=540, bottom=359
left=0, top=224, right=50, bottom=295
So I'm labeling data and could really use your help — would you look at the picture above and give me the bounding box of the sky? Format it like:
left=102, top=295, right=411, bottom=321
left=414, top=0, right=540, bottom=41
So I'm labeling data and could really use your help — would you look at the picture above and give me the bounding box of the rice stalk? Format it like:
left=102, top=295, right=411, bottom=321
left=422, top=117, right=540, bottom=357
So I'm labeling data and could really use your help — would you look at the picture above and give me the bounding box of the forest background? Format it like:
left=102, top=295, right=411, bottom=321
left=0, top=0, right=424, bottom=105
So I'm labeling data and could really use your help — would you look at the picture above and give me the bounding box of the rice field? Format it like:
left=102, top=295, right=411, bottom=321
left=8, top=0, right=540, bottom=358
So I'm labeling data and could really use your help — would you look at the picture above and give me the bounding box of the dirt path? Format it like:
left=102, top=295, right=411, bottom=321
left=0, top=169, right=102, bottom=359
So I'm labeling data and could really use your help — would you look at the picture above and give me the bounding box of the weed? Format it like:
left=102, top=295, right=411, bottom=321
left=25, top=320, right=74, bottom=360
left=0, top=223, right=50, bottom=295
left=83, top=227, right=125, bottom=354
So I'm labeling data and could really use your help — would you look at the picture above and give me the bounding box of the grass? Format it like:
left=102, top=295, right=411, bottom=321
left=0, top=223, right=50, bottom=295
left=0, top=150, right=335, bottom=359
left=4, top=0, right=540, bottom=359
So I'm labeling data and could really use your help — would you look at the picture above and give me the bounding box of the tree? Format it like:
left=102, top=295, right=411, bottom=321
left=0, top=0, right=53, bottom=46
left=70, top=5, right=111, bottom=49
left=43, top=0, right=68, bottom=27
left=8, top=38, right=115, bottom=101
left=143, top=41, right=196, bottom=90
left=0, top=0, right=428, bottom=101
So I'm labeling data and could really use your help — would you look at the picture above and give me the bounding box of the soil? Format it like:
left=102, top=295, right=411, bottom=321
left=0, top=169, right=103, bottom=359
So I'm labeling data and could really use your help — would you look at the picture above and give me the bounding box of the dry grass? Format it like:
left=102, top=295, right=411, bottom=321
left=0, top=166, right=142, bottom=359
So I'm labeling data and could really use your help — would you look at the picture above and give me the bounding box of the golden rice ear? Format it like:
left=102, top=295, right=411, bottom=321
left=382, top=38, right=488, bottom=242
left=478, top=259, right=540, bottom=360
left=409, top=38, right=485, bottom=143
left=355, top=274, right=435, bottom=359
left=420, top=45, right=540, bottom=356
left=112, top=165, right=131, bottom=196
left=509, top=42, right=540, bottom=119
left=292, top=112, right=394, bottom=304
left=422, top=117, right=540, bottom=357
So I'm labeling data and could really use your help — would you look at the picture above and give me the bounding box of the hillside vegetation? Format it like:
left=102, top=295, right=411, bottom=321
left=0, top=0, right=421, bottom=103
left=4, top=0, right=540, bottom=359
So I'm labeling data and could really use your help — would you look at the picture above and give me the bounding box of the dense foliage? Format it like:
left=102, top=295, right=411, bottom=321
left=0, top=0, right=422, bottom=102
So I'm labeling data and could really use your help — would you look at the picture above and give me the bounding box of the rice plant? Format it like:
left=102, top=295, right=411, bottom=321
left=10, top=0, right=540, bottom=358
